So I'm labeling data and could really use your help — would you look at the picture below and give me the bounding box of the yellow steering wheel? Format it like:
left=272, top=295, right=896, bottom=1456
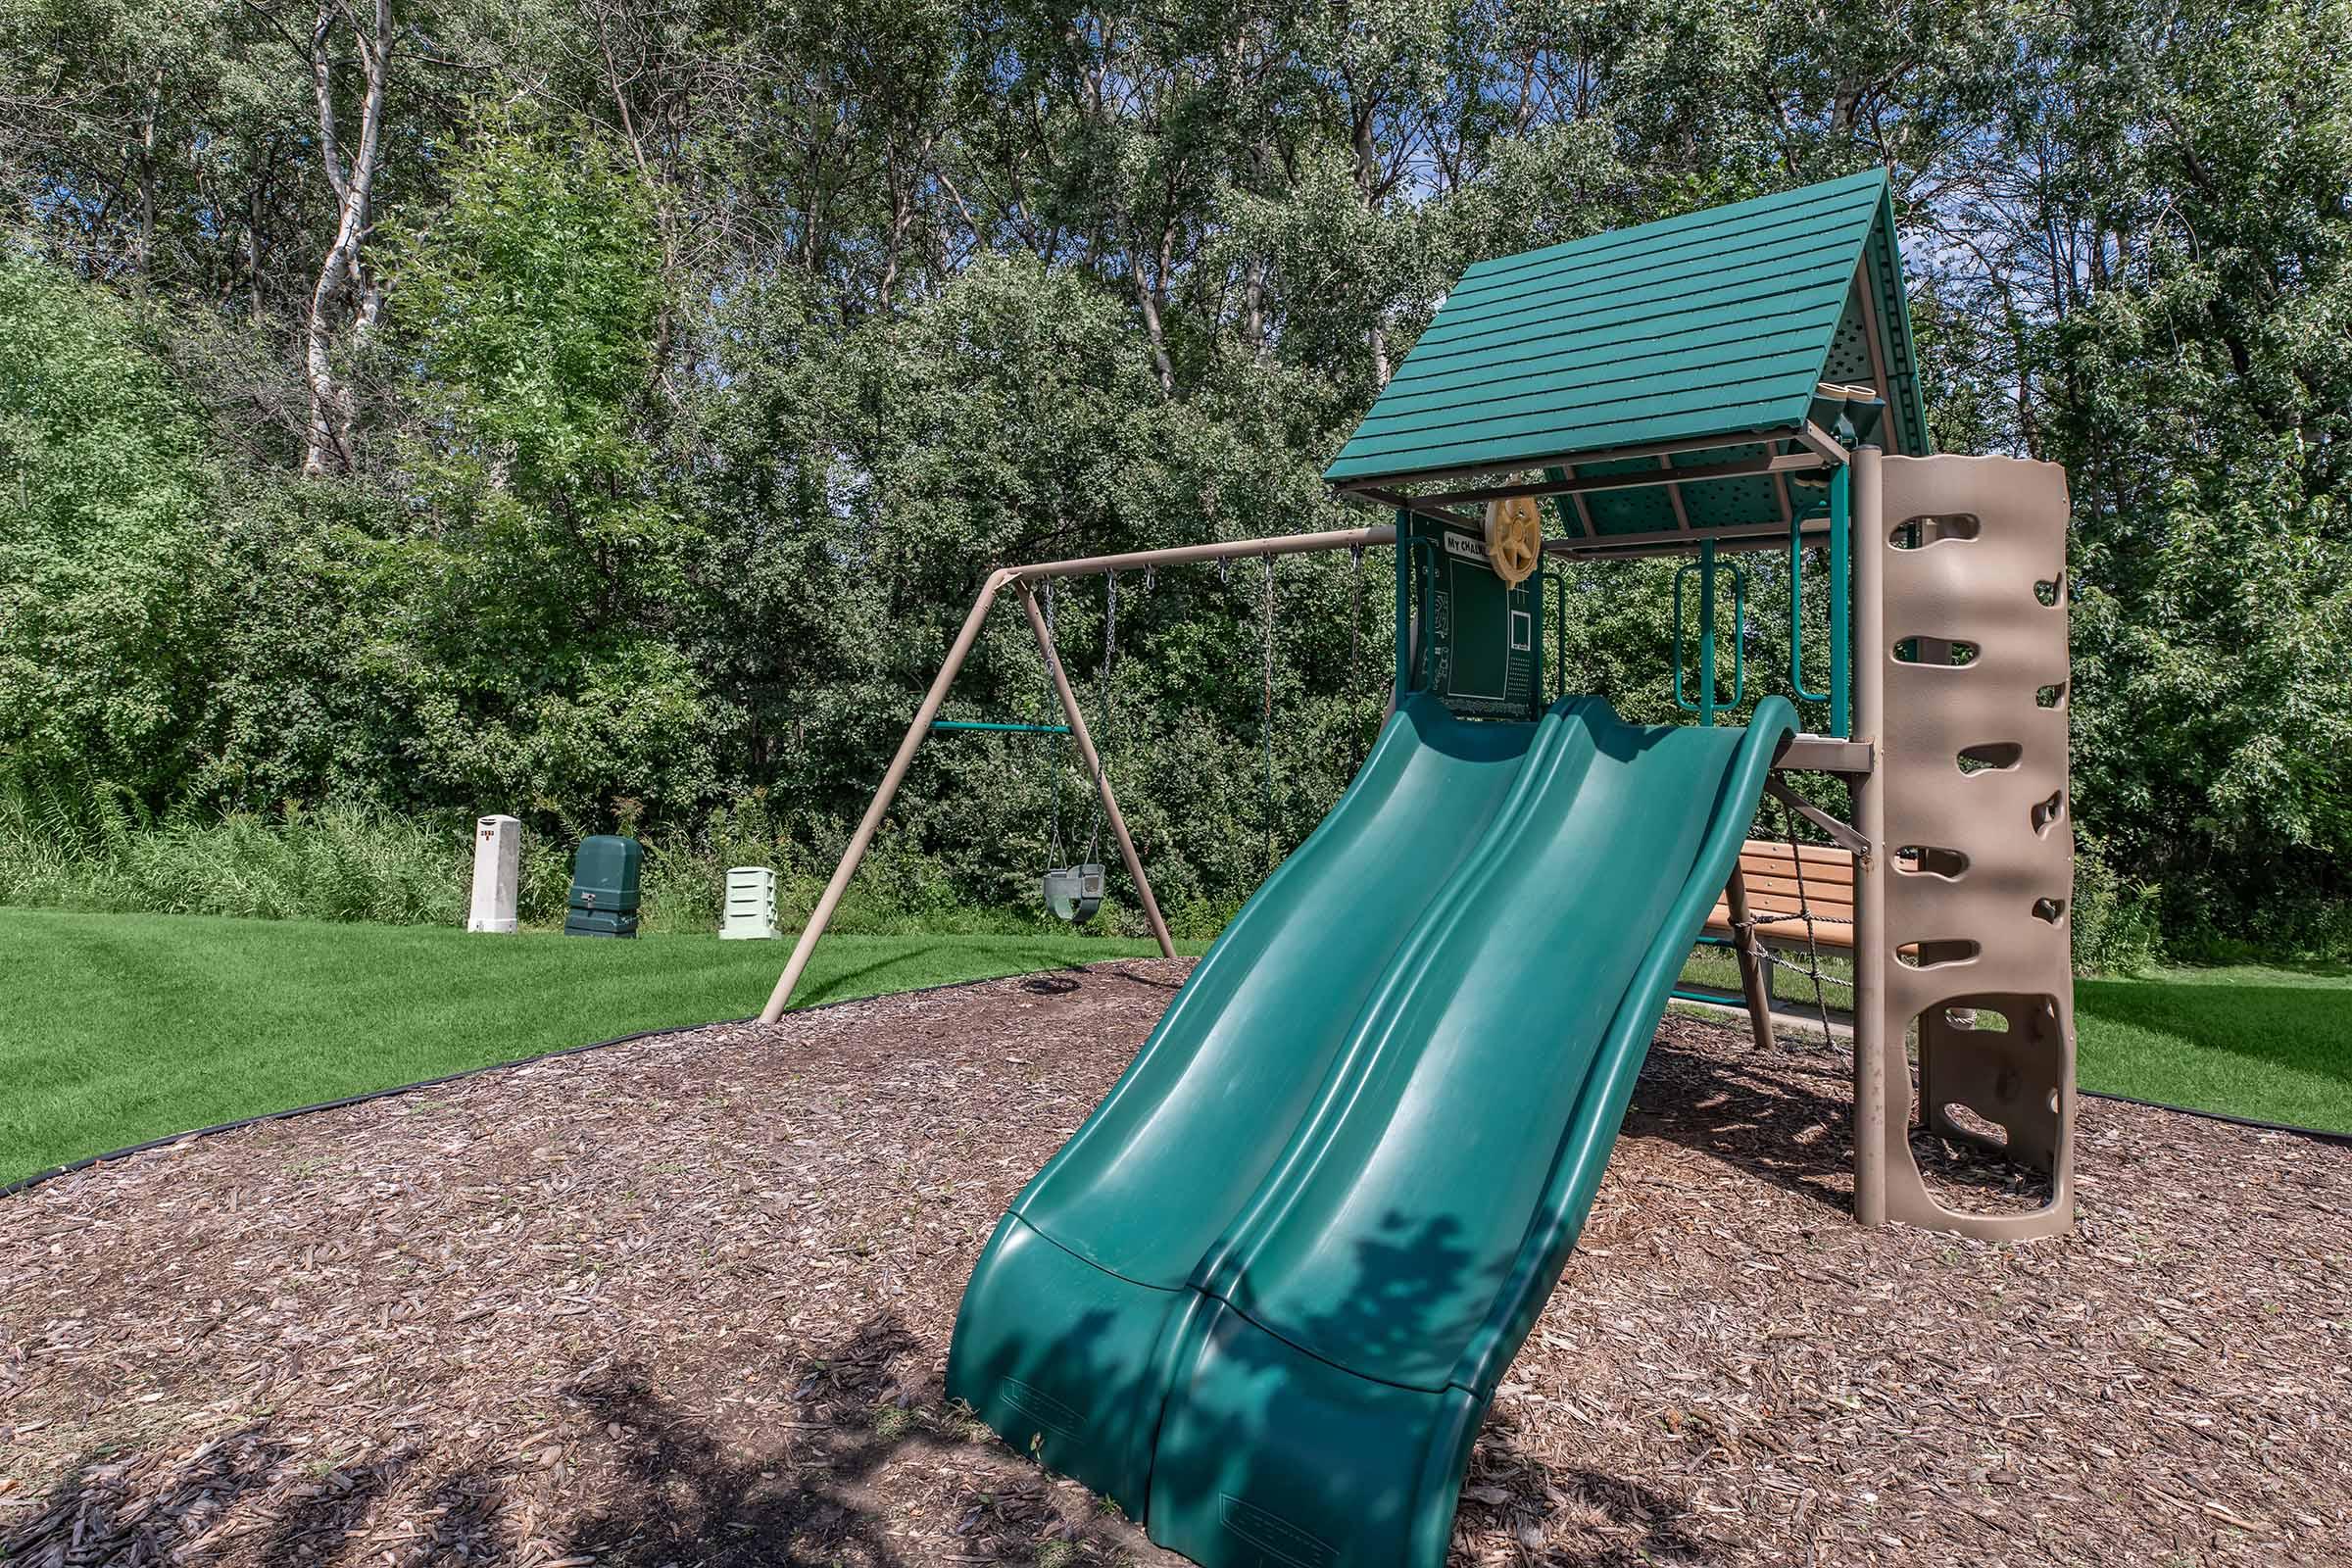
left=1483, top=495, right=1544, bottom=588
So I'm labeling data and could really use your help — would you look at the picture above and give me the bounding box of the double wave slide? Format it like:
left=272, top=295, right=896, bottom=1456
left=949, top=691, right=1795, bottom=1568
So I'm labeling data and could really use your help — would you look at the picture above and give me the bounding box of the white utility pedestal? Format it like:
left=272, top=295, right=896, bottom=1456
left=467, top=815, right=521, bottom=932
left=722, top=866, right=779, bottom=940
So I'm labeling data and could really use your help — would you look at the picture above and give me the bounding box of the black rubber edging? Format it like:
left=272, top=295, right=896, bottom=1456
left=2078, top=1088, right=2352, bottom=1148
left=1672, top=995, right=2352, bottom=1148
left=1, top=963, right=1105, bottom=1200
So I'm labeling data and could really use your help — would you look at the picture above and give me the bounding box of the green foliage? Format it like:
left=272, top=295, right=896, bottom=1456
left=2069, top=834, right=2167, bottom=977
left=0, top=781, right=469, bottom=924
left=0, top=255, right=217, bottom=804
left=372, top=114, right=722, bottom=820
left=1, top=0, right=2346, bottom=960
left=1943, top=0, right=2352, bottom=951
left=0, top=776, right=1096, bottom=936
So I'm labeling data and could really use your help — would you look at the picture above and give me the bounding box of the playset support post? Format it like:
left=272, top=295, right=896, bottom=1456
left=1861, top=450, right=2079, bottom=1237
left=1851, top=444, right=1890, bottom=1227
left=1722, top=865, right=1778, bottom=1046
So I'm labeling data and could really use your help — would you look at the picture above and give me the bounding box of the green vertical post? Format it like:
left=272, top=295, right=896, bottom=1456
left=1787, top=515, right=1829, bottom=708
left=1394, top=509, right=1412, bottom=701
left=1830, top=465, right=1851, bottom=738
left=1697, top=536, right=1719, bottom=727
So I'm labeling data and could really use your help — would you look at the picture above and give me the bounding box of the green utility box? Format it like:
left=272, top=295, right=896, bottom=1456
left=564, top=835, right=642, bottom=938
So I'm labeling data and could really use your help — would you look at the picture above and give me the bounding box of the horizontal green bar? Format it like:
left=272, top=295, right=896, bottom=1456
left=929, top=719, right=1070, bottom=735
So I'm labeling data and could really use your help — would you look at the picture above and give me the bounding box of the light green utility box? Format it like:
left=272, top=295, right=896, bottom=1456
left=721, top=866, right=778, bottom=939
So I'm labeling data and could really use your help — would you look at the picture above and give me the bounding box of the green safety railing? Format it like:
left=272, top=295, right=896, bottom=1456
left=1394, top=522, right=1442, bottom=698
left=1544, top=565, right=1569, bottom=712
left=1784, top=462, right=1854, bottom=738
left=1396, top=488, right=1852, bottom=736
left=1673, top=539, right=1746, bottom=726
left=1829, top=463, right=1851, bottom=737
left=1787, top=513, right=1831, bottom=710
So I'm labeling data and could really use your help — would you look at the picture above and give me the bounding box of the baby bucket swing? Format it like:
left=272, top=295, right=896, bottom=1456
left=1038, top=573, right=1120, bottom=923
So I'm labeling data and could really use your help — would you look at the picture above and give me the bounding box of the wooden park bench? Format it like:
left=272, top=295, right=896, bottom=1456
left=1689, top=839, right=1856, bottom=1043
left=1704, top=839, right=1855, bottom=949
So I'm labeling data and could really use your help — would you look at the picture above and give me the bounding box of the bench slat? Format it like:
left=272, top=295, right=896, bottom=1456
left=1698, top=836, right=1863, bottom=951
left=1739, top=834, right=1850, bottom=858
left=1736, top=841, right=1852, bottom=869
left=1731, top=875, right=1856, bottom=913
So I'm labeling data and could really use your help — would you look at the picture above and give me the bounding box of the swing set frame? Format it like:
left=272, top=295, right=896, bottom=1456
left=756, top=524, right=1396, bottom=1026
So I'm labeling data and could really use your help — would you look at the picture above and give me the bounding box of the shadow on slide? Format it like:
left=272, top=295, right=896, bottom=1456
left=948, top=692, right=1795, bottom=1568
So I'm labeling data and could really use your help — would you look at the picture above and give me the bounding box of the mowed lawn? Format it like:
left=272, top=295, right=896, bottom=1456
left=3, top=908, right=2344, bottom=1188
left=2074, top=963, right=2352, bottom=1133
left=0, top=908, right=1203, bottom=1186
left=1679, top=947, right=2352, bottom=1135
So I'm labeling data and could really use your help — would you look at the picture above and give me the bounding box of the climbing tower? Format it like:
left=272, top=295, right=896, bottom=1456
left=1854, top=450, right=2077, bottom=1236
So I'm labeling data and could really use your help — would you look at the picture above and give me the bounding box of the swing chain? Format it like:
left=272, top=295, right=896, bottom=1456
left=1347, top=544, right=1372, bottom=763
left=1080, top=571, right=1117, bottom=863
left=1261, top=555, right=1278, bottom=871
left=1043, top=581, right=1064, bottom=865
left=1347, top=545, right=1364, bottom=673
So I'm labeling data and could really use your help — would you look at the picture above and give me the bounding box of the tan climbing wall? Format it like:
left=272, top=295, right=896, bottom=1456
left=1874, top=454, right=2077, bottom=1238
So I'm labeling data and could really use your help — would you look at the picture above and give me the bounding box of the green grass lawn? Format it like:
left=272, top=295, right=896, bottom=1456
left=5, top=908, right=2344, bottom=1190
left=1674, top=944, right=2352, bottom=1135
left=2075, top=962, right=2352, bottom=1133
left=1677, top=941, right=1853, bottom=1011
left=0, top=908, right=1204, bottom=1187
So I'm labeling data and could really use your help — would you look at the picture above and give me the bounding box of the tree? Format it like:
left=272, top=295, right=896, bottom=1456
left=1943, top=0, right=2352, bottom=941
left=0, top=255, right=218, bottom=805
left=0, top=0, right=2344, bottom=950
left=373, top=113, right=721, bottom=817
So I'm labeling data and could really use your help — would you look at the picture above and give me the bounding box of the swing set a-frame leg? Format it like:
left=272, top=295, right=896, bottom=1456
left=759, top=568, right=1021, bottom=1023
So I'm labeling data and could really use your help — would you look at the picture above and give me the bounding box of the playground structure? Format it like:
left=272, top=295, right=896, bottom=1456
left=760, top=170, right=2077, bottom=1568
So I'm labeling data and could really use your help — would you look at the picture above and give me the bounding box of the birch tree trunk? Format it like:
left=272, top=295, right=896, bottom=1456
left=302, top=0, right=393, bottom=478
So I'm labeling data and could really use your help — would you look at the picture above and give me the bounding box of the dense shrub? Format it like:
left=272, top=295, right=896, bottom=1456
left=0, top=784, right=468, bottom=925
left=0, top=781, right=1105, bottom=937
left=2069, top=835, right=2167, bottom=977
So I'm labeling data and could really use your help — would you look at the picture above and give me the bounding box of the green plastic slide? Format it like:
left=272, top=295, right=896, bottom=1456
left=949, top=692, right=1795, bottom=1568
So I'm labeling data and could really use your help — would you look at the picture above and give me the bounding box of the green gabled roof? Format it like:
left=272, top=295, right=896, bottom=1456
left=1324, top=170, right=1931, bottom=499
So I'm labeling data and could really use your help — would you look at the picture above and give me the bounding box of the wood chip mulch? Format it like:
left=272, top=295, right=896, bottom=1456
left=3, top=959, right=2347, bottom=1568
